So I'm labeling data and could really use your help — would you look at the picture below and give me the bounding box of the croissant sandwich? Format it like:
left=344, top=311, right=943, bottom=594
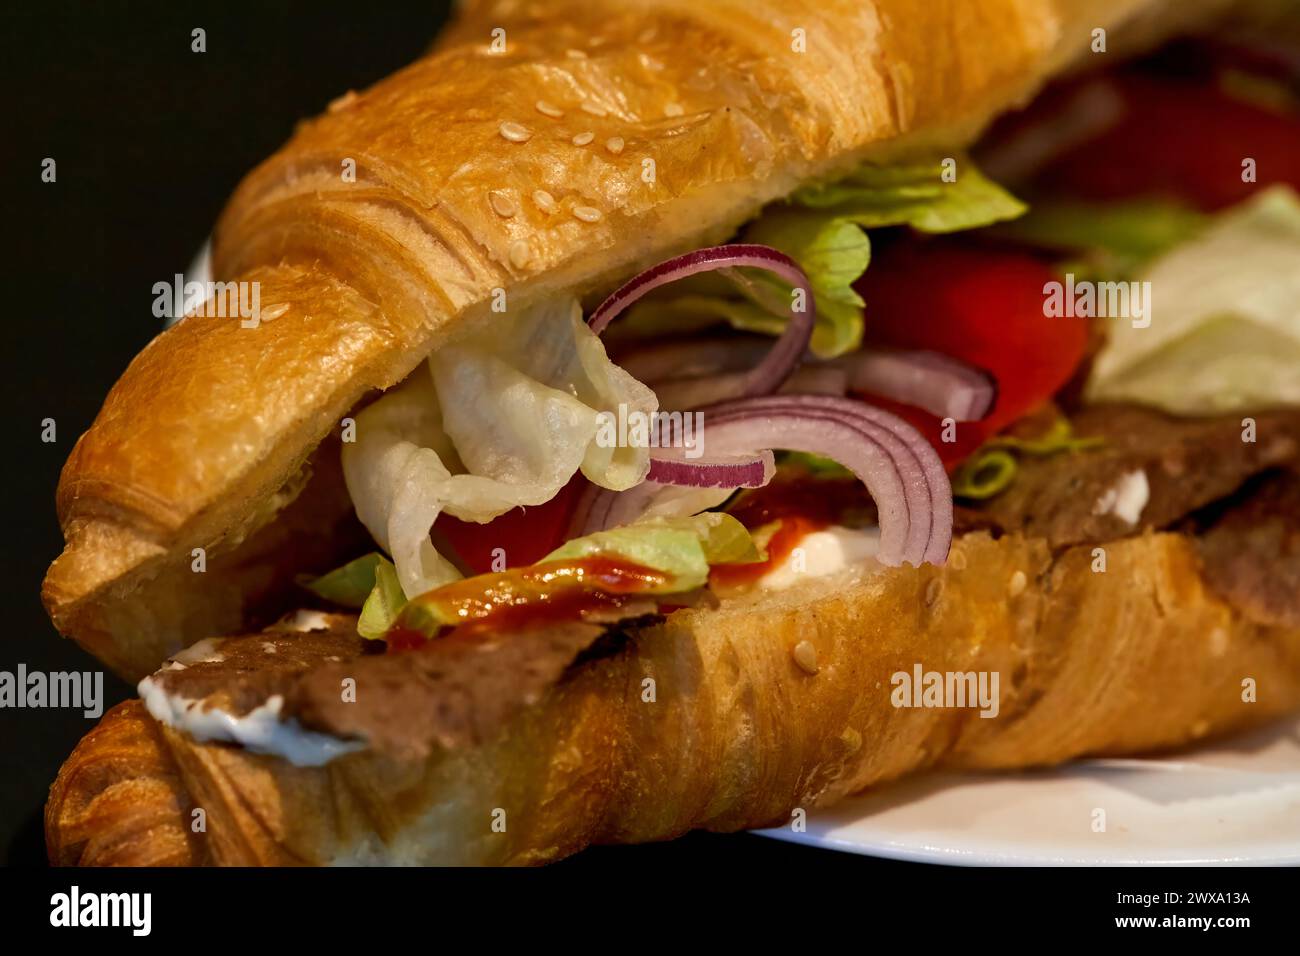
left=42, top=0, right=1300, bottom=866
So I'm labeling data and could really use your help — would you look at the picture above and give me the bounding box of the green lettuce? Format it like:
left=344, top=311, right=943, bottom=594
left=337, top=513, right=761, bottom=641
left=543, top=512, right=762, bottom=592
left=990, top=197, right=1207, bottom=279
left=357, top=556, right=406, bottom=641
left=302, top=553, right=387, bottom=608
left=306, top=551, right=408, bottom=641
left=1087, top=186, right=1300, bottom=415
left=789, top=159, right=1027, bottom=231
left=621, top=157, right=1025, bottom=358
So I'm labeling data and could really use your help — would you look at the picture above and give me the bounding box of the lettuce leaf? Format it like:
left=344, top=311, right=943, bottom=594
left=990, top=197, right=1206, bottom=278
left=302, top=553, right=387, bottom=609
left=357, top=556, right=406, bottom=641
left=621, top=157, right=1024, bottom=358
left=790, top=158, right=1027, bottom=232
left=543, top=512, right=762, bottom=592
left=1087, top=186, right=1300, bottom=415
left=342, top=297, right=657, bottom=599
left=390, top=513, right=762, bottom=640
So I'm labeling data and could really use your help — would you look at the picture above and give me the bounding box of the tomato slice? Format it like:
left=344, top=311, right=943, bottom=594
left=853, top=238, right=1088, bottom=466
left=433, top=476, right=584, bottom=575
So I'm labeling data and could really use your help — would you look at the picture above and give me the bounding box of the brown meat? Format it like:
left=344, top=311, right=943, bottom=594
left=140, top=612, right=629, bottom=761
left=1196, top=470, right=1300, bottom=629
left=956, top=404, right=1300, bottom=548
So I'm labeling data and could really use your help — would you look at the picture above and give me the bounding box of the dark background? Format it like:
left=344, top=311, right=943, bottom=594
left=0, top=0, right=846, bottom=870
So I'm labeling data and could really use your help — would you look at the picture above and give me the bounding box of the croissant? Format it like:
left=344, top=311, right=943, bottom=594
left=47, top=530, right=1300, bottom=865
left=42, top=0, right=1171, bottom=680
left=42, top=0, right=1300, bottom=866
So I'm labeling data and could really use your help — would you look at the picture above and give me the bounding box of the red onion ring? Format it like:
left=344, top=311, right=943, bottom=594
left=569, top=480, right=732, bottom=539
left=571, top=395, right=952, bottom=567
left=589, top=244, right=815, bottom=399
left=646, top=450, right=775, bottom=488
left=710, top=395, right=952, bottom=566
left=613, top=335, right=770, bottom=385
left=837, top=348, right=996, bottom=422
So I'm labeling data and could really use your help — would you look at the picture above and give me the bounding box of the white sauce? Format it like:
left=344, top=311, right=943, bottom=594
left=1092, top=469, right=1150, bottom=525
left=758, top=526, right=882, bottom=591
left=285, top=608, right=333, bottom=632
left=138, top=676, right=364, bottom=767
left=171, top=637, right=226, bottom=665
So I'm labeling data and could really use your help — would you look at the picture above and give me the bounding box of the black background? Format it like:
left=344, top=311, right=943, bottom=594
left=0, top=0, right=844, bottom=871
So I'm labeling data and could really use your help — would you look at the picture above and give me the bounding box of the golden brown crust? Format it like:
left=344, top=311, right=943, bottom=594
left=46, top=702, right=205, bottom=866
left=44, top=0, right=1182, bottom=679
left=47, top=531, right=1300, bottom=866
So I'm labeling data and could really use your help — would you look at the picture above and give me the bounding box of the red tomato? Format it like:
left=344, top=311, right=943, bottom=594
left=853, top=239, right=1088, bottom=466
left=1036, top=73, right=1300, bottom=211
left=433, top=476, right=584, bottom=575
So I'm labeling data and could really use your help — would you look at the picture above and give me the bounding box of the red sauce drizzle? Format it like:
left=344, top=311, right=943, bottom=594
left=709, top=472, right=875, bottom=588
left=387, top=556, right=669, bottom=652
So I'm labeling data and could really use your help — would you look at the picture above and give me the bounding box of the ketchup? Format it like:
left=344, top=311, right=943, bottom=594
left=709, top=470, right=874, bottom=588
left=386, top=556, right=669, bottom=651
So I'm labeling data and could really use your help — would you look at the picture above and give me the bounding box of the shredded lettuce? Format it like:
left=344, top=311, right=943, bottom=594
left=1087, top=186, right=1300, bottom=415
left=621, top=157, right=1024, bottom=358
left=342, top=297, right=657, bottom=599
left=543, top=512, right=761, bottom=592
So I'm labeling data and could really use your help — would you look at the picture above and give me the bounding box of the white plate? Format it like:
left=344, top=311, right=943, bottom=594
left=754, top=716, right=1300, bottom=865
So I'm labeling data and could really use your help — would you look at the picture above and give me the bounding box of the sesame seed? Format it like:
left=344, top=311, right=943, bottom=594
left=572, top=205, right=602, bottom=222
left=260, top=303, right=289, bottom=321
left=509, top=239, right=531, bottom=268
left=793, top=640, right=819, bottom=675
left=947, top=547, right=967, bottom=571
left=328, top=90, right=358, bottom=112
left=1008, top=570, right=1027, bottom=597
left=565, top=48, right=587, bottom=59
left=664, top=102, right=685, bottom=117
left=605, top=136, right=625, bottom=155
left=488, top=190, right=516, bottom=218
left=580, top=101, right=608, bottom=117
left=498, top=121, right=531, bottom=143
left=572, top=131, right=595, bottom=146
left=532, top=189, right=556, bottom=213
left=924, top=578, right=943, bottom=607
left=535, top=100, right=563, bottom=118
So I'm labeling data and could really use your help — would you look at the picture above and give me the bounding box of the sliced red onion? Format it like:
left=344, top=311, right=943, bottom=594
left=590, top=244, right=815, bottom=399
left=613, top=335, right=771, bottom=385
left=646, top=450, right=775, bottom=488
left=698, top=398, right=937, bottom=566
left=642, top=358, right=849, bottom=411
left=571, top=395, right=952, bottom=567
left=717, top=395, right=952, bottom=566
left=782, top=364, right=849, bottom=397
left=838, top=348, right=996, bottom=422
left=568, top=480, right=733, bottom=539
